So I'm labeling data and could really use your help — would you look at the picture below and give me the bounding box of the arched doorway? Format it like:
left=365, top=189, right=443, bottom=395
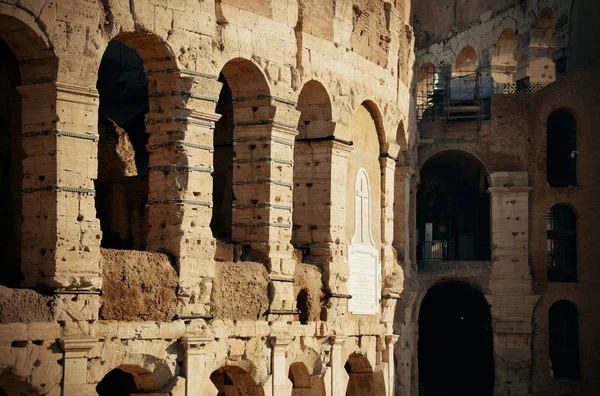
left=418, top=281, right=494, bottom=396
left=417, top=151, right=490, bottom=261
left=0, top=34, right=22, bottom=287
left=289, top=362, right=325, bottom=395
left=95, top=37, right=150, bottom=250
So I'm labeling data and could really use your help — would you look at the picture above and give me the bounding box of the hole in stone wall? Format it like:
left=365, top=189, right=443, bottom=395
left=296, top=289, right=310, bottom=324
left=211, top=73, right=234, bottom=240
left=96, top=368, right=137, bottom=396
left=0, top=36, right=22, bottom=287
left=95, top=39, right=150, bottom=250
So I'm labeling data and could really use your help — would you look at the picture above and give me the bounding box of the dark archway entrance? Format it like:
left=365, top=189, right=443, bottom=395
left=418, top=281, right=494, bottom=396
left=417, top=151, right=490, bottom=261
left=0, top=35, right=22, bottom=287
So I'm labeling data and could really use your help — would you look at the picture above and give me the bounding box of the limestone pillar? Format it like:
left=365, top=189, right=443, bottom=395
left=379, top=152, right=397, bottom=270
left=323, top=140, right=353, bottom=320
left=393, top=166, right=414, bottom=264
left=269, top=336, right=294, bottom=395
left=59, top=335, right=97, bottom=395
left=330, top=336, right=349, bottom=396
left=486, top=172, right=539, bottom=396
left=145, top=70, right=222, bottom=317
left=384, top=335, right=399, bottom=396
left=18, top=82, right=102, bottom=290
left=182, top=337, right=214, bottom=396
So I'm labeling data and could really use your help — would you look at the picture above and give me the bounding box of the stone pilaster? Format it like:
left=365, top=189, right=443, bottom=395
left=384, top=335, right=399, bottom=396
left=393, top=166, right=414, bottom=264
left=486, top=172, right=539, bottom=396
left=269, top=336, right=294, bottom=395
left=18, top=82, right=102, bottom=290
left=330, top=336, right=349, bottom=396
left=380, top=153, right=397, bottom=269
left=59, top=335, right=97, bottom=396
left=182, top=337, right=214, bottom=396
left=145, top=70, right=222, bottom=317
left=321, top=140, right=353, bottom=320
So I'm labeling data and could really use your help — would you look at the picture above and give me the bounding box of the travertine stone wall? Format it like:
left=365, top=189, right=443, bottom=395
left=0, top=0, right=414, bottom=395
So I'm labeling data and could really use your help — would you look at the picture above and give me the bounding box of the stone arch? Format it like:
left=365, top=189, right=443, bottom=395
left=92, top=353, right=175, bottom=393
left=0, top=9, right=57, bottom=84
left=289, top=361, right=326, bottom=395
left=211, top=57, right=273, bottom=247
left=417, top=148, right=489, bottom=174
left=344, top=353, right=386, bottom=396
left=418, top=280, right=494, bottom=396
left=455, top=45, right=478, bottom=74
left=96, top=362, right=174, bottom=395
left=0, top=11, right=58, bottom=287
left=292, top=80, right=335, bottom=255
left=210, top=365, right=265, bottom=396
left=358, top=100, right=386, bottom=148
left=95, top=37, right=151, bottom=250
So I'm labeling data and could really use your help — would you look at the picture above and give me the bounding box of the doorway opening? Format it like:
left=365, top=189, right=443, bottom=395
left=418, top=281, right=494, bottom=396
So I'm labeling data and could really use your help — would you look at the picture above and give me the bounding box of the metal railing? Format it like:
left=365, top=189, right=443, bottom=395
left=501, top=82, right=550, bottom=94
left=417, top=240, right=491, bottom=261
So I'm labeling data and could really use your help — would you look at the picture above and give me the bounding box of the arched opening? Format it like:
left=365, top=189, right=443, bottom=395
left=210, top=365, right=265, bottom=396
left=95, top=38, right=150, bottom=250
left=418, top=281, right=494, bottom=396
left=344, top=353, right=386, bottom=396
left=289, top=361, right=325, bottom=395
left=96, top=364, right=166, bottom=395
left=0, top=36, right=23, bottom=287
left=549, top=300, right=580, bottom=377
left=547, top=109, right=576, bottom=187
left=293, top=80, right=334, bottom=261
left=0, top=13, right=56, bottom=287
left=211, top=73, right=234, bottom=240
left=96, top=368, right=137, bottom=396
left=417, top=151, right=490, bottom=261
left=346, top=103, right=382, bottom=315
left=455, top=45, right=478, bottom=75
left=492, top=29, right=518, bottom=83
left=547, top=205, right=577, bottom=282
left=211, top=58, right=271, bottom=251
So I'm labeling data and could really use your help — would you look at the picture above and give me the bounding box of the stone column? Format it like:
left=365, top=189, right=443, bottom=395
left=182, top=337, right=214, bottom=396
left=270, top=336, right=294, bottom=395
left=330, top=336, right=349, bottom=396
left=380, top=150, right=398, bottom=271
left=323, top=140, right=353, bottom=320
left=384, top=335, right=399, bottom=396
left=486, top=172, right=539, bottom=396
left=60, top=335, right=97, bottom=395
left=145, top=70, right=222, bottom=317
left=18, top=82, right=102, bottom=290
left=393, top=166, right=414, bottom=264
